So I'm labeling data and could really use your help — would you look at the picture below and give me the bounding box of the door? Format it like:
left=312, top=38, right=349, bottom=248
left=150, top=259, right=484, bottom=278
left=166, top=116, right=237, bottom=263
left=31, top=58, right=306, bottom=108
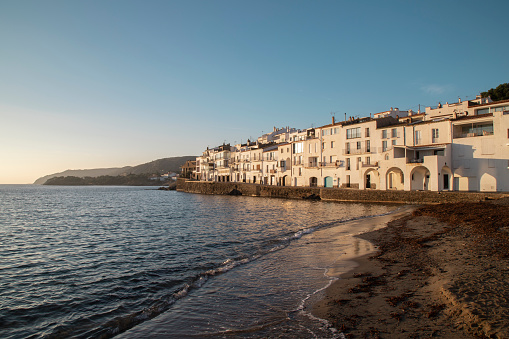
left=324, top=176, right=333, bottom=188
left=443, top=174, right=449, bottom=190
left=366, top=174, right=371, bottom=189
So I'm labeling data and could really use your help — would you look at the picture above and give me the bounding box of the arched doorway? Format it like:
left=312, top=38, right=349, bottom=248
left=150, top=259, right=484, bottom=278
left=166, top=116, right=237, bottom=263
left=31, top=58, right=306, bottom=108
left=364, top=169, right=380, bottom=189
left=480, top=173, right=496, bottom=192
left=324, top=176, right=333, bottom=188
left=310, top=177, right=318, bottom=187
left=282, top=175, right=288, bottom=186
left=386, top=167, right=404, bottom=190
left=410, top=166, right=430, bottom=191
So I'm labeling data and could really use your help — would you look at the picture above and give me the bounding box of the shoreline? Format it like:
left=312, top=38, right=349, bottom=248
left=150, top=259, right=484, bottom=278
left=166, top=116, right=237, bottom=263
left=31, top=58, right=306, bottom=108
left=177, top=179, right=508, bottom=205
left=313, top=198, right=509, bottom=338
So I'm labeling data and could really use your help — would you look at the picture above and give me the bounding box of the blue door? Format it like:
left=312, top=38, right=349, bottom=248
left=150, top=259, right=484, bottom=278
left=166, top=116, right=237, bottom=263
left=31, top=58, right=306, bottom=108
left=324, top=176, right=333, bottom=188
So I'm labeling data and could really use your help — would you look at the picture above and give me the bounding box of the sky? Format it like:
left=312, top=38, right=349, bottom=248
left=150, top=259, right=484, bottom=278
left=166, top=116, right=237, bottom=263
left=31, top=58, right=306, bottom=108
left=1, top=0, right=508, bottom=184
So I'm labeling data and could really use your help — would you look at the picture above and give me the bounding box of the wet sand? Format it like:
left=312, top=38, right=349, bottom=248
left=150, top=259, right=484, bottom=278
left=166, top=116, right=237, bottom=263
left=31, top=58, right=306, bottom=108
left=313, top=198, right=509, bottom=338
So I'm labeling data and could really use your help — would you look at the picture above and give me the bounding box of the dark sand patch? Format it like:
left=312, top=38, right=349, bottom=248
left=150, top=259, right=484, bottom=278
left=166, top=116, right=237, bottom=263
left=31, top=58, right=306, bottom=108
left=313, top=198, right=509, bottom=338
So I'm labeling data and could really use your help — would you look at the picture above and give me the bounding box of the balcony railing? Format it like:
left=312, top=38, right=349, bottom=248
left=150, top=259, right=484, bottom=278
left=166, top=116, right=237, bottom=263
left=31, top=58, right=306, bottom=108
left=454, top=131, right=494, bottom=139
left=319, top=161, right=342, bottom=168
left=361, top=161, right=378, bottom=168
left=343, top=148, right=374, bottom=155
left=407, top=158, right=424, bottom=164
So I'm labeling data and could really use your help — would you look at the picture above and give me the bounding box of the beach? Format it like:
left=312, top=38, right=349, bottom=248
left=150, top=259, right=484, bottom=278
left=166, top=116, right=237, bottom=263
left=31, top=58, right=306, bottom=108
left=313, top=198, right=509, bottom=338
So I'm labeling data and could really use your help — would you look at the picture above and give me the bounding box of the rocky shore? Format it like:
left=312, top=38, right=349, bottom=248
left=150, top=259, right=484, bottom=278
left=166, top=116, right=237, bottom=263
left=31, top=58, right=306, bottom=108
left=313, top=198, right=509, bottom=338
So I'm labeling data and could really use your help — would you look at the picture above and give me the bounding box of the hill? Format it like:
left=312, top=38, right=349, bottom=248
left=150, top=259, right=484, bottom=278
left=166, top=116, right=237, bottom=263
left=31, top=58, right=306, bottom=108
left=33, top=156, right=196, bottom=185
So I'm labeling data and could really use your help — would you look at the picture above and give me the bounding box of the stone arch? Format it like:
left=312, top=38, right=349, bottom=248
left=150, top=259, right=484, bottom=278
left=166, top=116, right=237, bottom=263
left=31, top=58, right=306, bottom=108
left=281, top=175, right=289, bottom=186
left=410, top=166, right=430, bottom=191
left=441, top=166, right=452, bottom=191
left=310, top=177, right=318, bottom=187
left=480, top=173, right=496, bottom=192
left=364, top=169, right=380, bottom=189
left=386, top=167, right=404, bottom=190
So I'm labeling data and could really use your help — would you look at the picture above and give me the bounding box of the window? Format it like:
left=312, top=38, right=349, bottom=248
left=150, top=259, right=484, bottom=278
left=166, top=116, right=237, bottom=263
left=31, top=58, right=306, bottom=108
left=382, top=140, right=388, bottom=152
left=357, top=157, right=361, bottom=170
left=346, top=127, right=361, bottom=139
left=345, top=142, right=350, bottom=154
left=293, top=142, right=304, bottom=154
left=392, top=139, right=397, bottom=146
left=331, top=141, right=335, bottom=148
left=366, top=156, right=370, bottom=165
left=391, top=128, right=397, bottom=138
left=357, top=141, right=361, bottom=150
left=330, top=156, right=333, bottom=163
left=382, top=130, right=388, bottom=139
left=346, top=158, right=350, bottom=170
left=322, top=142, right=325, bottom=149
left=366, top=140, right=371, bottom=153
left=415, top=130, right=421, bottom=144
left=432, top=128, right=439, bottom=139
left=365, top=128, right=370, bottom=137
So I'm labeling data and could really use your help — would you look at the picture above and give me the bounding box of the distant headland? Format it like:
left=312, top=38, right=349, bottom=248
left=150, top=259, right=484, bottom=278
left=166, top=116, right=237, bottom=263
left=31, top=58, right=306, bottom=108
left=34, top=156, right=196, bottom=185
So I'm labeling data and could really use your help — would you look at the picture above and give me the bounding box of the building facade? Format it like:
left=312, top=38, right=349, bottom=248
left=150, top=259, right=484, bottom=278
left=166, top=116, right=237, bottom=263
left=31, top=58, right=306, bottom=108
left=194, top=96, right=509, bottom=192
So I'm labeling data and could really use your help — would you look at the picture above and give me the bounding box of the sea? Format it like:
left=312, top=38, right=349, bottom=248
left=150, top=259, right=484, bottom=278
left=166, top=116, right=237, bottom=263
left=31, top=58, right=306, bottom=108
left=0, top=185, right=401, bottom=338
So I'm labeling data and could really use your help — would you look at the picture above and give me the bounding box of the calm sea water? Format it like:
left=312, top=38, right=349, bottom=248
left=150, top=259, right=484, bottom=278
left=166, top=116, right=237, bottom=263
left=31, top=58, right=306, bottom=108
left=0, top=185, right=399, bottom=338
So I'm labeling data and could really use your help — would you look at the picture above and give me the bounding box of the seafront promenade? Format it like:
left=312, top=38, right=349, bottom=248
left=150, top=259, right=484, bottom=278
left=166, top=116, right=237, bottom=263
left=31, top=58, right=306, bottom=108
left=177, top=179, right=506, bottom=204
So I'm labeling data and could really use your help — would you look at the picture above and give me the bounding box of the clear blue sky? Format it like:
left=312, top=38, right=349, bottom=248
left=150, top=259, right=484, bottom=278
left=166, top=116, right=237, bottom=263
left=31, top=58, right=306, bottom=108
left=1, top=0, right=508, bottom=183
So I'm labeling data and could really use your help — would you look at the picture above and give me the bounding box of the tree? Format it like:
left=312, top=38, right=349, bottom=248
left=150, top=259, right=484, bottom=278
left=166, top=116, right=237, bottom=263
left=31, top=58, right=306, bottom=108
left=481, top=82, right=509, bottom=101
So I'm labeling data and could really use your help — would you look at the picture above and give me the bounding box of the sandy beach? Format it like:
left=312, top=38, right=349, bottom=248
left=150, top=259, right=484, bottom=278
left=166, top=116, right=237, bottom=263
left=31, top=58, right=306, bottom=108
left=313, top=198, right=509, bottom=338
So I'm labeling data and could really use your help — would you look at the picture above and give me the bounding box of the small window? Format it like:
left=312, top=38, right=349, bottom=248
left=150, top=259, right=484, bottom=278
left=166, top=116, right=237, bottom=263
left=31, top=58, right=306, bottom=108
left=365, top=128, right=370, bottom=137
left=392, top=139, right=397, bottom=146
left=391, top=128, right=397, bottom=138
left=331, top=141, right=335, bottom=148
left=382, top=130, right=388, bottom=139
left=357, top=141, right=361, bottom=150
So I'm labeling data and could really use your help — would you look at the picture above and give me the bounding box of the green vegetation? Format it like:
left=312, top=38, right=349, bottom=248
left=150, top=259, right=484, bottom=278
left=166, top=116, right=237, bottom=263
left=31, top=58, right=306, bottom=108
left=34, top=155, right=196, bottom=185
left=44, top=174, right=169, bottom=186
left=481, top=82, right=509, bottom=101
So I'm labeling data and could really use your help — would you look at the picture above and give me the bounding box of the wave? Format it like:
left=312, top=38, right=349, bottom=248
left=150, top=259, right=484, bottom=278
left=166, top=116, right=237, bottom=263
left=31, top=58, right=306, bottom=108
left=49, top=208, right=401, bottom=339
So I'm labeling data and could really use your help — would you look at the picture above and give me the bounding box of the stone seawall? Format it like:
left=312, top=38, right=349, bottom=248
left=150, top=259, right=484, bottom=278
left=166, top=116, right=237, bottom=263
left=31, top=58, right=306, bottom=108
left=176, top=179, right=505, bottom=204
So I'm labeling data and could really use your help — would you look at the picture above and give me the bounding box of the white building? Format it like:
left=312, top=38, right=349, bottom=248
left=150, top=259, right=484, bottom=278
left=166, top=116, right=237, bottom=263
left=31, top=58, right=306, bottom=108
left=194, top=96, right=509, bottom=192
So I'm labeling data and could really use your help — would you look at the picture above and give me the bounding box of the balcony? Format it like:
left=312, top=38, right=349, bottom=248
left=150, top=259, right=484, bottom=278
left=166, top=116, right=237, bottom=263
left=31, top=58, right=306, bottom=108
left=269, top=169, right=277, bottom=174
left=407, top=158, right=424, bottom=164
left=362, top=161, right=379, bottom=168
left=454, top=131, right=494, bottom=139
left=343, top=148, right=374, bottom=155
left=319, top=161, right=342, bottom=168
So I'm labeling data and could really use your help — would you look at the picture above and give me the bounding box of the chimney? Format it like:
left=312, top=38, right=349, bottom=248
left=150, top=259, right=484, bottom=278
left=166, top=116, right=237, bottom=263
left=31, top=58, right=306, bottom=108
left=332, top=116, right=335, bottom=124
left=458, top=98, right=461, bottom=103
